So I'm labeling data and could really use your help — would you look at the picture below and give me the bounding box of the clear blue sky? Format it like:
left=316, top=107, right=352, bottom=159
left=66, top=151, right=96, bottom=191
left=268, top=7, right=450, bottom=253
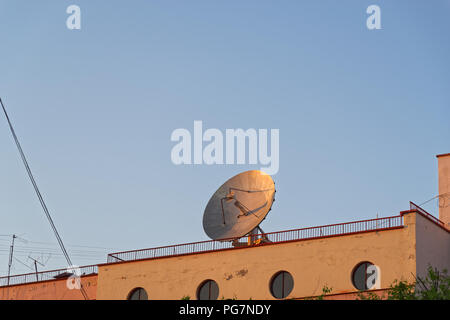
left=0, top=0, right=449, bottom=274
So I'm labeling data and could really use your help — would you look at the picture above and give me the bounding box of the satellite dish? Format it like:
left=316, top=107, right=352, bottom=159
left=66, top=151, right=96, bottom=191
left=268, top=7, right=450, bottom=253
left=203, top=170, right=276, bottom=241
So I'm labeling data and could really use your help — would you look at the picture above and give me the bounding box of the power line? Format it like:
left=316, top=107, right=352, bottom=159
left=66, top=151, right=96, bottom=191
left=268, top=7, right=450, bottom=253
left=0, top=238, right=121, bottom=251
left=0, top=98, right=88, bottom=300
left=17, top=240, right=120, bottom=251
left=13, top=257, right=34, bottom=271
left=419, top=192, right=450, bottom=207
left=0, top=243, right=112, bottom=253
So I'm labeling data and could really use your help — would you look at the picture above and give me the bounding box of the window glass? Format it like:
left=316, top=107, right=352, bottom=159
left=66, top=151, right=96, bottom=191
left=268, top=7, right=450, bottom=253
left=270, top=271, right=294, bottom=299
left=197, top=280, right=219, bottom=300
left=128, top=287, right=148, bottom=300
left=352, top=262, right=375, bottom=290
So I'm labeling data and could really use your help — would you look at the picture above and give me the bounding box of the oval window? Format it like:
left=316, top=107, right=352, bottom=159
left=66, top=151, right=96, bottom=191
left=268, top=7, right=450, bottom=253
left=127, top=287, right=148, bottom=300
left=197, top=280, right=219, bottom=300
left=352, top=261, right=376, bottom=290
left=270, top=271, right=294, bottom=299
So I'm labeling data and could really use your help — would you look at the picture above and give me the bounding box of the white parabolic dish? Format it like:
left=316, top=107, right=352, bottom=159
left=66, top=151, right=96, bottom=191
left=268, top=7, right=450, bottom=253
left=203, top=170, right=276, bottom=240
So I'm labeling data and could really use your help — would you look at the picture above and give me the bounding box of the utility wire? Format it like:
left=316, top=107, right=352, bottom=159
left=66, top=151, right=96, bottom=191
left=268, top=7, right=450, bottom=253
left=13, top=257, right=34, bottom=271
left=0, top=238, right=120, bottom=251
left=420, top=192, right=450, bottom=206
left=0, top=98, right=88, bottom=300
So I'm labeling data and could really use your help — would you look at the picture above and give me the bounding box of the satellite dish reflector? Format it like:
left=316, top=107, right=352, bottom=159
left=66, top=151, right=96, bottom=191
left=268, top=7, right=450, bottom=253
left=203, top=170, right=276, bottom=240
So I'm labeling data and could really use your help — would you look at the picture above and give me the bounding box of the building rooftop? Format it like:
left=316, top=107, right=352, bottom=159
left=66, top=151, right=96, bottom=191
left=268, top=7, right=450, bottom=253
left=0, top=201, right=447, bottom=289
left=436, top=153, right=450, bottom=158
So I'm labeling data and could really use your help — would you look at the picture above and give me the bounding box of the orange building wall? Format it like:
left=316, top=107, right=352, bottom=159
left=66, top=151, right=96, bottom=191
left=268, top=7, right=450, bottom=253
left=415, top=211, right=450, bottom=279
left=0, top=275, right=97, bottom=300
left=2, top=211, right=447, bottom=300
left=95, top=213, right=419, bottom=300
left=437, top=153, right=450, bottom=228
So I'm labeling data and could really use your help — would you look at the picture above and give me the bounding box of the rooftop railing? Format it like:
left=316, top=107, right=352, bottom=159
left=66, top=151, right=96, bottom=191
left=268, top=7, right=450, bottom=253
left=409, top=201, right=446, bottom=228
left=2, top=204, right=445, bottom=288
left=3, top=204, right=447, bottom=288
left=106, top=215, right=404, bottom=264
left=0, top=264, right=98, bottom=287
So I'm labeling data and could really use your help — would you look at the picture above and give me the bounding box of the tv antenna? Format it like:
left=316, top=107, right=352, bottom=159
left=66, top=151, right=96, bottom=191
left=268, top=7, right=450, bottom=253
left=27, top=255, right=46, bottom=282
left=6, top=234, right=28, bottom=285
left=203, top=170, right=276, bottom=246
left=7, top=235, right=17, bottom=286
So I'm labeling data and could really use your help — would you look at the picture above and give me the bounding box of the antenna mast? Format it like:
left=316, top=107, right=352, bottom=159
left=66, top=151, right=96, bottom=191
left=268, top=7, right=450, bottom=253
left=28, top=256, right=45, bottom=282
left=7, top=234, right=17, bottom=286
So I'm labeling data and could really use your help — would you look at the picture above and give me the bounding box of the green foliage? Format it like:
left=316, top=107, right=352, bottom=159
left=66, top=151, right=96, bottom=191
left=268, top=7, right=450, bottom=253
left=181, top=295, right=190, bottom=300
left=387, top=266, right=450, bottom=300
left=320, top=265, right=449, bottom=300
left=314, top=284, right=333, bottom=300
left=386, top=280, right=416, bottom=300
left=414, top=266, right=450, bottom=300
left=356, top=291, right=382, bottom=300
